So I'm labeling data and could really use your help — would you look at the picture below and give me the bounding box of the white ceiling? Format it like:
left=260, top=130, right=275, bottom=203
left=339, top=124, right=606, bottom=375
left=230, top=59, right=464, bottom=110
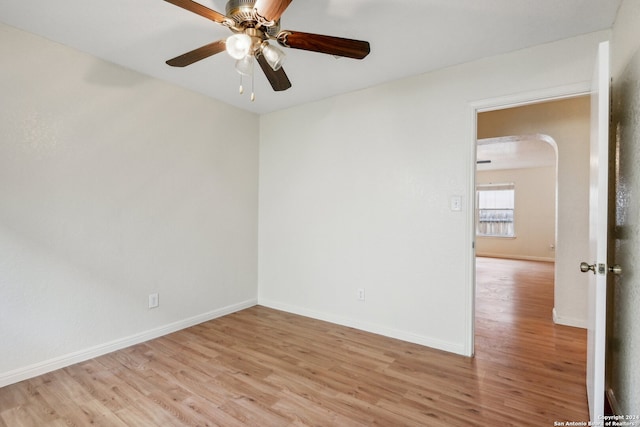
left=0, top=0, right=621, bottom=114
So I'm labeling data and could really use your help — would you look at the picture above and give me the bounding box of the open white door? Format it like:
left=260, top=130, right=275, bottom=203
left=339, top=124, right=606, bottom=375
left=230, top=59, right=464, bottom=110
left=582, top=40, right=610, bottom=422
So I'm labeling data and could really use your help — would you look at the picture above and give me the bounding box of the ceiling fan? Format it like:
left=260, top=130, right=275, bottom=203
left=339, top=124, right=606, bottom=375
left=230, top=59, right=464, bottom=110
left=163, top=0, right=371, bottom=97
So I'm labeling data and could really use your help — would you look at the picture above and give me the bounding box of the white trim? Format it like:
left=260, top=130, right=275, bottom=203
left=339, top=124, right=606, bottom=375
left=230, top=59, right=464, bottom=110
left=464, top=106, right=478, bottom=357
left=475, top=253, right=555, bottom=263
left=0, top=299, right=257, bottom=388
left=259, top=299, right=467, bottom=356
left=470, top=82, right=591, bottom=113
left=553, top=307, right=587, bottom=329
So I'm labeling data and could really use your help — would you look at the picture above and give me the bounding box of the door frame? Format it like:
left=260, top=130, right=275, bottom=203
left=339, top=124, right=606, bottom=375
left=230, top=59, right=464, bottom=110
left=465, top=82, right=591, bottom=356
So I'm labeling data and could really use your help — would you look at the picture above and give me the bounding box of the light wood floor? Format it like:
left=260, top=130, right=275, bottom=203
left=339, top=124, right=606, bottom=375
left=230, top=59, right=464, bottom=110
left=0, top=257, right=588, bottom=426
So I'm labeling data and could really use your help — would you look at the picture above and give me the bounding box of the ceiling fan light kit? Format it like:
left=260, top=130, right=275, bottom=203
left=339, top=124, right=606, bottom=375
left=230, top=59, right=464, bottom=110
left=225, top=33, right=253, bottom=60
left=163, top=0, right=370, bottom=101
left=235, top=55, right=254, bottom=76
left=261, top=43, right=286, bottom=71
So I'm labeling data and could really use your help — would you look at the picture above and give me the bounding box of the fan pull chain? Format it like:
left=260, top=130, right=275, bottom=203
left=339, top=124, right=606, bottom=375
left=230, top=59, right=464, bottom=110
left=237, top=59, right=255, bottom=101
left=250, top=69, right=255, bottom=102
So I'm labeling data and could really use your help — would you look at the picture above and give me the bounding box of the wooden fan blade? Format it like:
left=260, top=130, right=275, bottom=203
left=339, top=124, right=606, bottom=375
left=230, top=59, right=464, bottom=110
left=278, top=31, right=370, bottom=59
left=256, top=53, right=292, bottom=91
left=163, top=0, right=226, bottom=24
left=254, top=0, right=292, bottom=22
left=166, top=40, right=226, bottom=67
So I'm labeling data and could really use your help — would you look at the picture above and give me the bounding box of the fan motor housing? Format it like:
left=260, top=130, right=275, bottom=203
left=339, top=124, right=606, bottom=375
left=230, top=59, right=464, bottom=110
left=226, top=0, right=280, bottom=36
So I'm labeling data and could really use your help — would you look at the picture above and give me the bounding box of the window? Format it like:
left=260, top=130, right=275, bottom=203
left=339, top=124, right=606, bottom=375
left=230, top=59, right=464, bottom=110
left=476, top=183, right=515, bottom=237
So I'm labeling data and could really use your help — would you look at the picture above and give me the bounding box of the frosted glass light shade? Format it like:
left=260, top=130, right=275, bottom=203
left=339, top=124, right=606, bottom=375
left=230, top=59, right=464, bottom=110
left=262, top=43, right=286, bottom=71
left=226, top=34, right=252, bottom=60
left=235, top=55, right=254, bottom=76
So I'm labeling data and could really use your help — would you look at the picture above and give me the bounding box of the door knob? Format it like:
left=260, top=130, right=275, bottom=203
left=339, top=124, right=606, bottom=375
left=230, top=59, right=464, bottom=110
left=609, top=264, right=622, bottom=275
left=580, top=262, right=596, bottom=274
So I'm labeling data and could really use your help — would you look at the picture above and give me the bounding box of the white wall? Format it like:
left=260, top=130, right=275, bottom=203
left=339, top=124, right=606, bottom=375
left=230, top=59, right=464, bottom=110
left=611, top=0, right=640, bottom=78
left=0, top=21, right=613, bottom=386
left=0, top=23, right=260, bottom=385
left=258, top=30, right=608, bottom=356
left=609, top=0, right=640, bottom=415
left=476, top=166, right=556, bottom=262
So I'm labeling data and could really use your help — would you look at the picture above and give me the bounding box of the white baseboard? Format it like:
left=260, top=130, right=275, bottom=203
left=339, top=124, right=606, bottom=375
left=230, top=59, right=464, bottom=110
left=552, top=307, right=587, bottom=329
left=258, top=298, right=467, bottom=356
left=606, top=387, right=622, bottom=415
left=0, top=299, right=257, bottom=388
left=476, top=253, right=555, bottom=263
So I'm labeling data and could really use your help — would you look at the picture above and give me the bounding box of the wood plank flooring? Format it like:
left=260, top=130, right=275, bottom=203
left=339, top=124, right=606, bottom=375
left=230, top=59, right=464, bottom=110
left=0, top=257, right=588, bottom=426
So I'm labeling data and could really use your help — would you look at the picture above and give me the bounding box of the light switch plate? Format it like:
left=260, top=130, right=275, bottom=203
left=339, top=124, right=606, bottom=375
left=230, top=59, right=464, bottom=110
left=148, top=293, right=159, bottom=309
left=451, top=196, right=462, bottom=211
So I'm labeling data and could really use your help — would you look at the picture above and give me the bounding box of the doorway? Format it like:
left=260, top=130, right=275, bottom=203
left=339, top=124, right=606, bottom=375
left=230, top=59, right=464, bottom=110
left=470, top=95, right=592, bottom=356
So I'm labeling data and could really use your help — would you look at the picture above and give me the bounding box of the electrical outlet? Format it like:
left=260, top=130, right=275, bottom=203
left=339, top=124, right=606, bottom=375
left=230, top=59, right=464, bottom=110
left=148, top=293, right=159, bottom=309
left=357, top=288, right=366, bottom=301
